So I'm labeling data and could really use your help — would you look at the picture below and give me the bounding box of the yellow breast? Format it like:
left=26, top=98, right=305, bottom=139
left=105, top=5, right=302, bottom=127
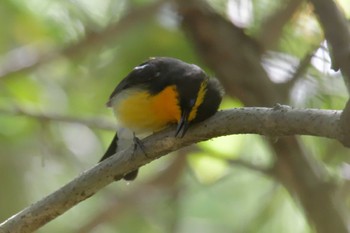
left=112, top=85, right=181, bottom=133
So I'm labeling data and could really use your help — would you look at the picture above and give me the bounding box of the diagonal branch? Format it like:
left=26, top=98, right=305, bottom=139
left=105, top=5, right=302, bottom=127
left=283, top=44, right=320, bottom=90
left=258, top=0, right=304, bottom=50
left=0, top=0, right=165, bottom=79
left=0, top=107, right=345, bottom=233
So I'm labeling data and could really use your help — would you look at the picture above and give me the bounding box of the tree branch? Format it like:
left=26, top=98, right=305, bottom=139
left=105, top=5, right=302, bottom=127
left=0, top=107, right=344, bottom=233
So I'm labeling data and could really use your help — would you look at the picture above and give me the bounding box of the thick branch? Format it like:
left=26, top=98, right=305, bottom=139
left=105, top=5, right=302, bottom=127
left=0, top=107, right=344, bottom=233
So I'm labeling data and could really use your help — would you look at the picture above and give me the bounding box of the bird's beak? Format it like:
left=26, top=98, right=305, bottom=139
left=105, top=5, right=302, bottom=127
left=175, top=110, right=190, bottom=138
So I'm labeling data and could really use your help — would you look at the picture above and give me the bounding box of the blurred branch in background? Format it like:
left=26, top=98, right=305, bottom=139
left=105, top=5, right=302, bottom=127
left=283, top=44, right=320, bottom=91
left=174, top=0, right=280, bottom=106
left=309, top=0, right=350, bottom=85
left=0, top=0, right=165, bottom=79
left=258, top=0, right=303, bottom=50
left=0, top=107, right=116, bottom=131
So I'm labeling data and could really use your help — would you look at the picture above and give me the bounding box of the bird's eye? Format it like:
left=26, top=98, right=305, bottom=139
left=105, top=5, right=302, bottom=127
left=189, top=98, right=196, bottom=107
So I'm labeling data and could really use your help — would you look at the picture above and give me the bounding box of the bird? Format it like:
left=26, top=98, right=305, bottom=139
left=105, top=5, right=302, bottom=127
left=99, top=57, right=223, bottom=180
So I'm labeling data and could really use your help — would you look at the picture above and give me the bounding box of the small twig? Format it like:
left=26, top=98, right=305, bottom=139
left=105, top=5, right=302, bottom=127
left=201, top=149, right=274, bottom=176
left=258, top=0, right=303, bottom=50
left=0, top=107, right=116, bottom=130
left=226, top=158, right=274, bottom=176
left=283, top=44, right=320, bottom=90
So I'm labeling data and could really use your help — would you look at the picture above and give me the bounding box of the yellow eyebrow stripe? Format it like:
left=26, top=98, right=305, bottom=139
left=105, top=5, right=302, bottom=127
left=189, top=79, right=207, bottom=121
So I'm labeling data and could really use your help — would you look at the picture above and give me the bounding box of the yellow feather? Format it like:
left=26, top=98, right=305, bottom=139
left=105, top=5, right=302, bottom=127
left=112, top=85, right=181, bottom=133
left=189, top=80, right=207, bottom=121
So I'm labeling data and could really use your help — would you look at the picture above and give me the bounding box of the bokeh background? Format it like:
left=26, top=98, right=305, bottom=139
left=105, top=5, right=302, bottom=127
left=1, top=0, right=350, bottom=232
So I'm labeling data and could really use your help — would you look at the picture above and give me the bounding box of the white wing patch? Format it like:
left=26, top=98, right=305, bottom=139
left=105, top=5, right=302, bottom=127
left=134, top=64, right=149, bottom=70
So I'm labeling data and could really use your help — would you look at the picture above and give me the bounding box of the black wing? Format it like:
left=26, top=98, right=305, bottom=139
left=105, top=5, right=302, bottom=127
left=99, top=132, right=118, bottom=162
left=99, top=132, right=139, bottom=181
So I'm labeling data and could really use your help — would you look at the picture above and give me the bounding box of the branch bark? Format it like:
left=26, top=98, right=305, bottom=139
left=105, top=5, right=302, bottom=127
left=0, top=107, right=345, bottom=233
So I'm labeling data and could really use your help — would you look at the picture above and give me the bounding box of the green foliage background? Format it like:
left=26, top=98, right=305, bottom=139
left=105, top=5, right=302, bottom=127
left=0, top=0, right=350, bottom=232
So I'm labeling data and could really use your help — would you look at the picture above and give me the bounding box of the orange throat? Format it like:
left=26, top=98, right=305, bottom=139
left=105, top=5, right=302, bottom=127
left=111, top=85, right=181, bottom=133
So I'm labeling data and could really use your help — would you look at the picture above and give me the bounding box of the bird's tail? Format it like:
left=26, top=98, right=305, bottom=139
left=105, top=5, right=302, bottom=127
left=99, top=129, right=139, bottom=181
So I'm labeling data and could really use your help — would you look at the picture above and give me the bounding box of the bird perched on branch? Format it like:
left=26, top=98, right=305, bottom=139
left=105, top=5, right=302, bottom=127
left=99, top=57, right=223, bottom=180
